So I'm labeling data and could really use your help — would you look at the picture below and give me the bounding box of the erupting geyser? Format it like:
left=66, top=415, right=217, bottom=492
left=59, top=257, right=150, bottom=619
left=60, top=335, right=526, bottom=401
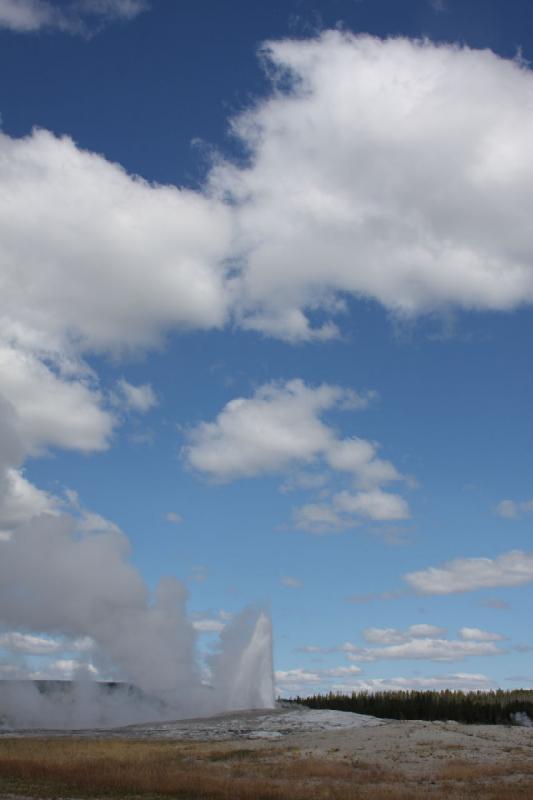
left=0, top=498, right=275, bottom=729
left=209, top=609, right=275, bottom=713
left=0, top=607, right=275, bottom=730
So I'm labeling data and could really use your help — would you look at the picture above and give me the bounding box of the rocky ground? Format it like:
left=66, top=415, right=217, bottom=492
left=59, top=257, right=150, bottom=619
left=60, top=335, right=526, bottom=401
left=2, top=705, right=533, bottom=798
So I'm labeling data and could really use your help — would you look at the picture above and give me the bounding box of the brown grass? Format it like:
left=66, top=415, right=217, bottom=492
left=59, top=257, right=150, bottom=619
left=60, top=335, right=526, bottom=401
left=0, top=737, right=533, bottom=800
left=438, top=758, right=533, bottom=782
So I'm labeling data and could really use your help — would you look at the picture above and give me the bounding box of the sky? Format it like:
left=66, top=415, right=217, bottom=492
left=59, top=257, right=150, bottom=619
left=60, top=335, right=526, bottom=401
left=0, top=0, right=533, bottom=700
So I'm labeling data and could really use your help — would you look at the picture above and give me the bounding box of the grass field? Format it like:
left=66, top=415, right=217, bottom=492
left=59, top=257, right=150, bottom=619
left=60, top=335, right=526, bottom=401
left=1, top=737, right=533, bottom=800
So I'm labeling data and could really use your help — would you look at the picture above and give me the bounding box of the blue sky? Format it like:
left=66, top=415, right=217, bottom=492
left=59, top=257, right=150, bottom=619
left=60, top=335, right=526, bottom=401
left=1, top=0, right=533, bottom=699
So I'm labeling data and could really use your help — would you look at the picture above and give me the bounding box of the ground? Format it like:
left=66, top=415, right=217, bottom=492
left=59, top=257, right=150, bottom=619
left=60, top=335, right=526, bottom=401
left=1, top=705, right=533, bottom=798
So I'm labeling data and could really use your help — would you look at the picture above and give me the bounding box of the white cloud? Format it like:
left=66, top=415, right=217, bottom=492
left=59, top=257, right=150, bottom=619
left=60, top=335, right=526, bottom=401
left=76, top=511, right=120, bottom=533
left=0, top=394, right=63, bottom=534
left=323, top=665, right=362, bottom=678
left=346, top=638, right=504, bottom=662
left=115, top=379, right=157, bottom=413
left=459, top=627, right=504, bottom=642
left=0, top=631, right=94, bottom=656
left=0, top=468, right=58, bottom=529
left=76, top=0, right=148, bottom=21
left=280, top=575, right=303, bottom=589
left=407, top=624, right=447, bottom=638
left=184, top=379, right=410, bottom=529
left=183, top=380, right=366, bottom=481
left=326, top=437, right=400, bottom=489
left=275, top=668, right=321, bottom=684
left=0, top=0, right=147, bottom=34
left=300, top=625, right=506, bottom=663
left=0, top=344, right=113, bottom=454
left=0, top=125, right=228, bottom=472
left=334, top=489, right=410, bottom=521
left=0, top=632, right=61, bottom=655
left=0, top=0, right=59, bottom=31
left=363, top=624, right=447, bottom=644
left=2, top=36, right=533, bottom=380
left=0, top=129, right=231, bottom=359
left=405, top=550, right=533, bottom=594
left=275, top=664, right=362, bottom=694
left=331, top=673, right=496, bottom=694
left=209, top=32, right=533, bottom=340
left=496, top=499, right=533, bottom=519
left=275, top=667, right=494, bottom=696
left=46, top=658, right=99, bottom=678
left=292, top=502, right=350, bottom=534
left=64, top=489, right=120, bottom=534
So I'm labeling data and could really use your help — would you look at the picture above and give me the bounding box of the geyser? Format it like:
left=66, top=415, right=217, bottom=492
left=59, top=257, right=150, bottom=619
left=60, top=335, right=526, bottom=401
left=0, top=606, right=275, bottom=730
left=0, top=397, right=275, bottom=730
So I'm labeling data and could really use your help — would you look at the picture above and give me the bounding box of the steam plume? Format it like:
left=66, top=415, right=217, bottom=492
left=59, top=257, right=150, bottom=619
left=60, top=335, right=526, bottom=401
left=0, top=397, right=275, bottom=729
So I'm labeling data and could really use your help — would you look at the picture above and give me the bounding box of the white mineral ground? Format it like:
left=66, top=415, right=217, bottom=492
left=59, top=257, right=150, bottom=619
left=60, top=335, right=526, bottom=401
left=3, top=704, right=533, bottom=779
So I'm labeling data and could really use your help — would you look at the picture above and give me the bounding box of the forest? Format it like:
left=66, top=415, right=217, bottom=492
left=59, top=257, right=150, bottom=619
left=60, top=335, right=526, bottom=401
left=290, top=689, right=533, bottom=724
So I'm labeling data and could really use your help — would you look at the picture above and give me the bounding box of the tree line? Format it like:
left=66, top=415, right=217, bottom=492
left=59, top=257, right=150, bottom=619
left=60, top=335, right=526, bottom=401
left=288, top=689, right=533, bottom=724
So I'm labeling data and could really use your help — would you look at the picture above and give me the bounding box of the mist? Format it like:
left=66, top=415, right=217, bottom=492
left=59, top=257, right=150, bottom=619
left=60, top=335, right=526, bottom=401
left=0, top=397, right=275, bottom=730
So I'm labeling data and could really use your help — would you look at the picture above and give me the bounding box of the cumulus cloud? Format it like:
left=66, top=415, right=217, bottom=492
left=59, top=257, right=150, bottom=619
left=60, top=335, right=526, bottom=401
left=275, top=668, right=494, bottom=696
left=0, top=394, right=63, bottom=533
left=333, top=489, right=410, bottom=521
left=0, top=344, right=113, bottom=454
left=292, top=502, right=350, bottom=534
left=64, top=489, right=121, bottom=534
left=363, top=625, right=447, bottom=644
left=76, top=0, right=148, bottom=21
left=275, top=664, right=362, bottom=693
left=299, top=625, right=506, bottom=663
left=330, top=673, right=496, bottom=694
left=4, top=35, right=533, bottom=352
left=346, top=638, right=504, bottom=662
left=275, top=668, right=321, bottom=686
left=184, top=379, right=409, bottom=529
left=496, top=499, right=533, bottom=519
left=0, top=125, right=228, bottom=468
left=0, top=468, right=58, bottom=529
left=459, top=627, right=504, bottom=642
left=0, top=129, right=231, bottom=358
left=183, top=380, right=372, bottom=481
left=115, top=379, right=158, bottom=413
left=0, top=0, right=57, bottom=31
left=405, top=551, right=533, bottom=594
left=210, top=32, right=533, bottom=340
left=0, top=0, right=147, bottom=34
left=0, top=631, right=93, bottom=656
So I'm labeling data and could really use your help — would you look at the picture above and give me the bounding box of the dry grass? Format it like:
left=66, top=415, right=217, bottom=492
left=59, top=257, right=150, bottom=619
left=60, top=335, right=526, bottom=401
left=438, top=758, right=533, bottom=782
left=1, top=737, right=533, bottom=800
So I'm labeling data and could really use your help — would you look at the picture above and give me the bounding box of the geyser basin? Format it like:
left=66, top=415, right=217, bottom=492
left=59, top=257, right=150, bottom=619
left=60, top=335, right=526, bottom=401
left=0, top=610, right=275, bottom=730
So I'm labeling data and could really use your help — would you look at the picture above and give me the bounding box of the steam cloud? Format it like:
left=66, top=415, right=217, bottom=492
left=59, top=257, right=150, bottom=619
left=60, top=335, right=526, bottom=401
left=0, top=396, right=275, bottom=730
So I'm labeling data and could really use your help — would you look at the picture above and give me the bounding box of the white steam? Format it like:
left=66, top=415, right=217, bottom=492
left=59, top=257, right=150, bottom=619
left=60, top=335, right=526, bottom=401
left=0, top=395, right=275, bottom=729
